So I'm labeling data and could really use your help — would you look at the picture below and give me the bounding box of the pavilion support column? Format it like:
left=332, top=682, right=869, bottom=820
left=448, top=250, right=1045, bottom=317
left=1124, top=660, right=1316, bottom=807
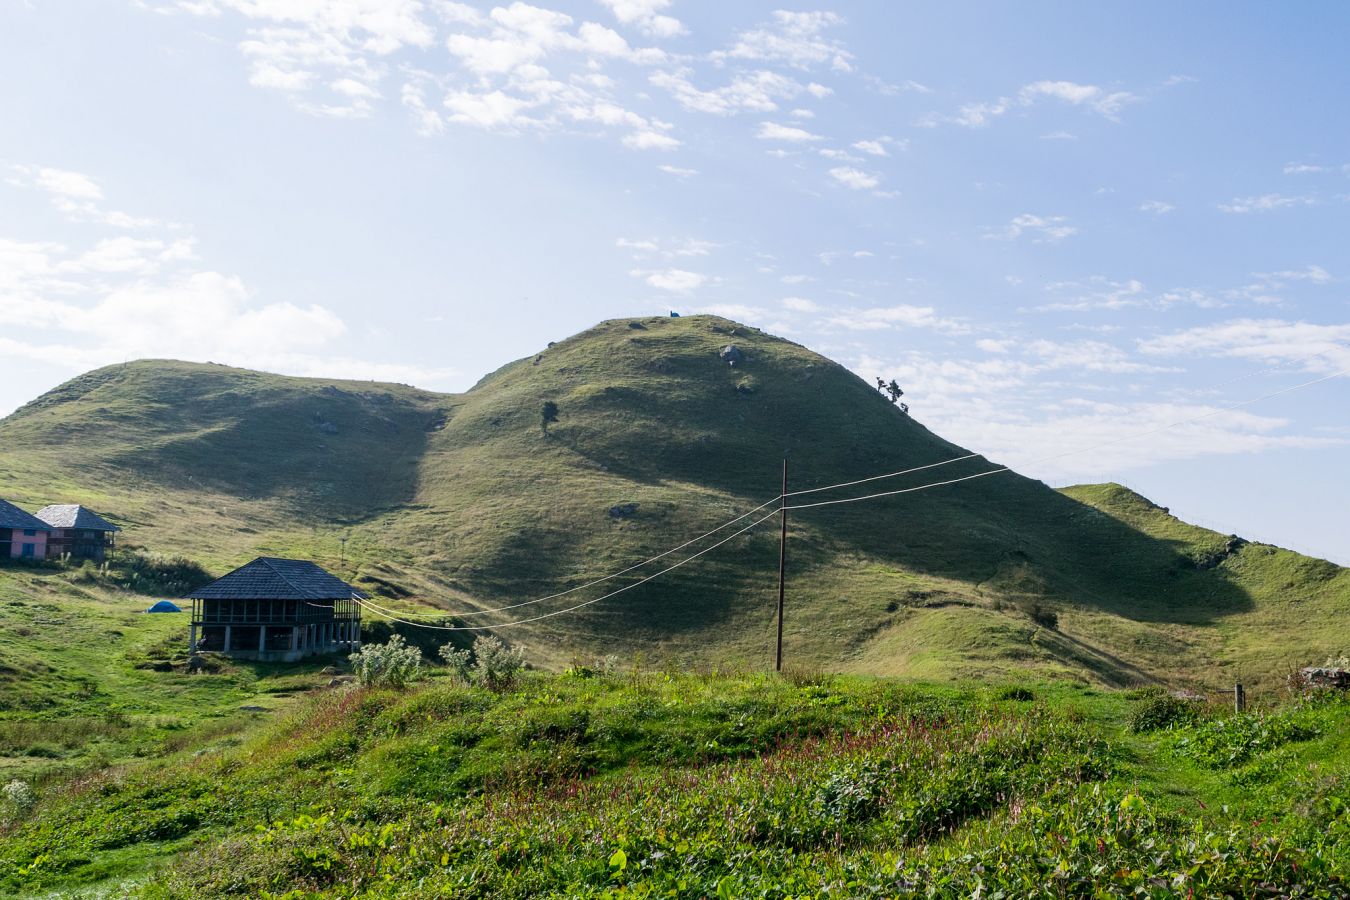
left=223, top=625, right=232, bottom=653
left=290, top=626, right=299, bottom=652
left=259, top=626, right=267, bottom=654
left=189, top=624, right=197, bottom=655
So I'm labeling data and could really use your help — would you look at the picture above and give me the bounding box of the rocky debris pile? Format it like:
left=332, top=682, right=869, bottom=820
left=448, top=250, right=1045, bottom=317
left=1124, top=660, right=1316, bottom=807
left=1299, top=667, right=1349, bottom=690
left=608, top=502, right=639, bottom=519
left=719, top=345, right=744, bottom=366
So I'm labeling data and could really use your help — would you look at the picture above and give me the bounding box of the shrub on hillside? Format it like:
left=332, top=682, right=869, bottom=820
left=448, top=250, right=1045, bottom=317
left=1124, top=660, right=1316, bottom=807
left=2, top=779, right=35, bottom=823
left=439, top=636, right=525, bottom=692
left=1129, top=692, right=1200, bottom=733
left=350, top=635, right=423, bottom=688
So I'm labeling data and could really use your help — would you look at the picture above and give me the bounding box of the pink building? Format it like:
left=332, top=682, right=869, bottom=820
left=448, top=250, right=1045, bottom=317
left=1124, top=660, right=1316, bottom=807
left=0, top=499, right=52, bottom=560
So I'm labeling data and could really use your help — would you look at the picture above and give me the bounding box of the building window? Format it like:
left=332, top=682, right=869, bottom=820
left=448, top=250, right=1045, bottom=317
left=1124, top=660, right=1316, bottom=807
left=21, top=543, right=35, bottom=558
left=23, top=529, right=36, bottom=536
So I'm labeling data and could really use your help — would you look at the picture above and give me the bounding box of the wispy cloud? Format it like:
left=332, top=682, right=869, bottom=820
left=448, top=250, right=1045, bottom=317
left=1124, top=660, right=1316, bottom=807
left=923, top=78, right=1139, bottom=128
left=715, top=10, right=852, bottom=72
left=630, top=267, right=709, bottom=292
left=756, top=121, right=823, bottom=142
left=1218, top=194, right=1316, bottom=213
left=990, top=213, right=1078, bottom=242
left=828, top=166, right=879, bottom=190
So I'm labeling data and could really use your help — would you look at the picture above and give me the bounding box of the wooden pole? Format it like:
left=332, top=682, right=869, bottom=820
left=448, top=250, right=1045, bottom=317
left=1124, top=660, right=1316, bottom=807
left=1235, top=682, right=1246, bottom=713
left=775, top=457, right=788, bottom=673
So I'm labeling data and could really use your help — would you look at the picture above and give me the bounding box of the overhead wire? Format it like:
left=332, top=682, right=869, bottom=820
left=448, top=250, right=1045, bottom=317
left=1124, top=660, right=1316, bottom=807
left=350, top=507, right=783, bottom=631
left=354, top=494, right=781, bottom=619
left=358, top=454, right=996, bottom=620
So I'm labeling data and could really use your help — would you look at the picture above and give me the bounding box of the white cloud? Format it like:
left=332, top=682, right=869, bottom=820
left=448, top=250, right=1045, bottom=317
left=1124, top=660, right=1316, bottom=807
left=617, top=236, right=715, bottom=259
left=657, top=164, right=698, bottom=177
left=691, top=303, right=769, bottom=321
left=976, top=339, right=1013, bottom=354
left=650, top=68, right=805, bottom=116
left=443, top=88, right=540, bottom=129
left=781, top=296, right=819, bottom=312
left=1218, top=194, right=1316, bottom=213
left=925, top=78, right=1138, bottom=128
left=6, top=164, right=161, bottom=230
left=1283, top=163, right=1330, bottom=175
left=717, top=10, right=852, bottom=72
left=631, top=267, right=708, bottom=292
left=824, top=304, right=967, bottom=334
left=993, top=213, right=1077, bottom=242
left=817, top=249, right=874, bottom=265
left=850, top=137, right=896, bottom=157
left=597, top=0, right=686, bottom=37
left=1139, top=319, right=1350, bottom=373
left=828, top=166, right=879, bottom=190
left=1139, top=200, right=1175, bottom=214
left=756, top=121, right=823, bottom=142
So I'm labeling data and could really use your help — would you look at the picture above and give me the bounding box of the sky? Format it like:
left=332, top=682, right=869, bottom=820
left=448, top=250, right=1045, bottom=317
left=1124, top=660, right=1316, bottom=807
left=1, top=1, right=1348, bottom=562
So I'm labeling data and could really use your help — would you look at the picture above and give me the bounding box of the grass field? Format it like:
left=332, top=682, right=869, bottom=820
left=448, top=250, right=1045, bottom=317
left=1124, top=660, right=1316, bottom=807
left=2, top=669, right=1347, bottom=897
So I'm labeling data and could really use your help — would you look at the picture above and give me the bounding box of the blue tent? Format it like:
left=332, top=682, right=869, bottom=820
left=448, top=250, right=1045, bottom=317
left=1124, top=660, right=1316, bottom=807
left=147, top=600, right=181, bottom=613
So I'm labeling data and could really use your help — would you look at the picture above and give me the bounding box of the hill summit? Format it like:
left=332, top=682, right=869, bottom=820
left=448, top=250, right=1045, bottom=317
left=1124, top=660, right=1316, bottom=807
left=1, top=314, right=1345, bottom=685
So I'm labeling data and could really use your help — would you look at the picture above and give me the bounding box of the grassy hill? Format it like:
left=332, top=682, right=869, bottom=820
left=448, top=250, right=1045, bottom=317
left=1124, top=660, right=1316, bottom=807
left=0, top=314, right=1345, bottom=696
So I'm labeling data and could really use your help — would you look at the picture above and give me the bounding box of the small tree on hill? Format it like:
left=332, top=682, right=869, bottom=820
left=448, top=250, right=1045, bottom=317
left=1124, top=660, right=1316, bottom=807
left=350, top=634, right=423, bottom=688
left=875, top=377, right=910, bottom=415
left=541, top=400, right=559, bottom=434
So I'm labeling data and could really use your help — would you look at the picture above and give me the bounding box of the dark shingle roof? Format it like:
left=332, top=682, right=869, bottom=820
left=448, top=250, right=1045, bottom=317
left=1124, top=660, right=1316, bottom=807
left=34, top=504, right=120, bottom=532
left=185, top=557, right=367, bottom=601
left=0, top=499, right=52, bottom=532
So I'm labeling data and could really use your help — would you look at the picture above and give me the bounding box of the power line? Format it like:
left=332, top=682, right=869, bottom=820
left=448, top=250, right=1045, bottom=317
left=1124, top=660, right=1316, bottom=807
left=352, top=507, right=781, bottom=632
left=786, top=466, right=1010, bottom=510
left=785, top=452, right=983, bottom=497
left=365, top=494, right=782, bottom=619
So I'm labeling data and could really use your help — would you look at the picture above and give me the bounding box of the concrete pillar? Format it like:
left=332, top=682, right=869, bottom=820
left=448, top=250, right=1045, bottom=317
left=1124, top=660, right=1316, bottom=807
left=290, top=626, right=298, bottom=652
left=189, top=624, right=197, bottom=654
left=223, top=625, right=232, bottom=653
left=259, top=626, right=267, bottom=654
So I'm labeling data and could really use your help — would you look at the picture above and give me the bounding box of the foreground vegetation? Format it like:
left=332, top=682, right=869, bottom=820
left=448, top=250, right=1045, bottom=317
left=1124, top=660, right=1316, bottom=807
left=2, top=668, right=1347, bottom=898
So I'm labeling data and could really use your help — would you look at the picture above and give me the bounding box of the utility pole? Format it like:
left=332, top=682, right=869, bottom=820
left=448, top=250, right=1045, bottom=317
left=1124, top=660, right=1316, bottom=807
left=775, top=456, right=788, bottom=672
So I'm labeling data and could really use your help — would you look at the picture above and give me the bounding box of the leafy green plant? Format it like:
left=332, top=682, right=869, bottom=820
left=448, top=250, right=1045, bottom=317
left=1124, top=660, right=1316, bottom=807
left=438, top=635, right=525, bottom=692
left=1175, top=709, right=1320, bottom=768
left=1129, top=690, right=1200, bottom=732
left=350, top=635, right=423, bottom=688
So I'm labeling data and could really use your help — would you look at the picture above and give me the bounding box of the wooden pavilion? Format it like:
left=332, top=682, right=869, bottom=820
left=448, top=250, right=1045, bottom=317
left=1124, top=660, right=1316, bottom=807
left=185, top=557, right=363, bottom=661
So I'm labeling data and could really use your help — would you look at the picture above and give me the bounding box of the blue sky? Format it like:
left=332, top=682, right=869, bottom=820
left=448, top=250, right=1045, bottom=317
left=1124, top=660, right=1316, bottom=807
left=1, top=1, right=1348, bottom=562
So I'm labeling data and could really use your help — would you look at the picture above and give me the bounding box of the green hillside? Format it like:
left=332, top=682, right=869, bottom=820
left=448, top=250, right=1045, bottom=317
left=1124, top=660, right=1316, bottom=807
left=0, top=315, right=1345, bottom=692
